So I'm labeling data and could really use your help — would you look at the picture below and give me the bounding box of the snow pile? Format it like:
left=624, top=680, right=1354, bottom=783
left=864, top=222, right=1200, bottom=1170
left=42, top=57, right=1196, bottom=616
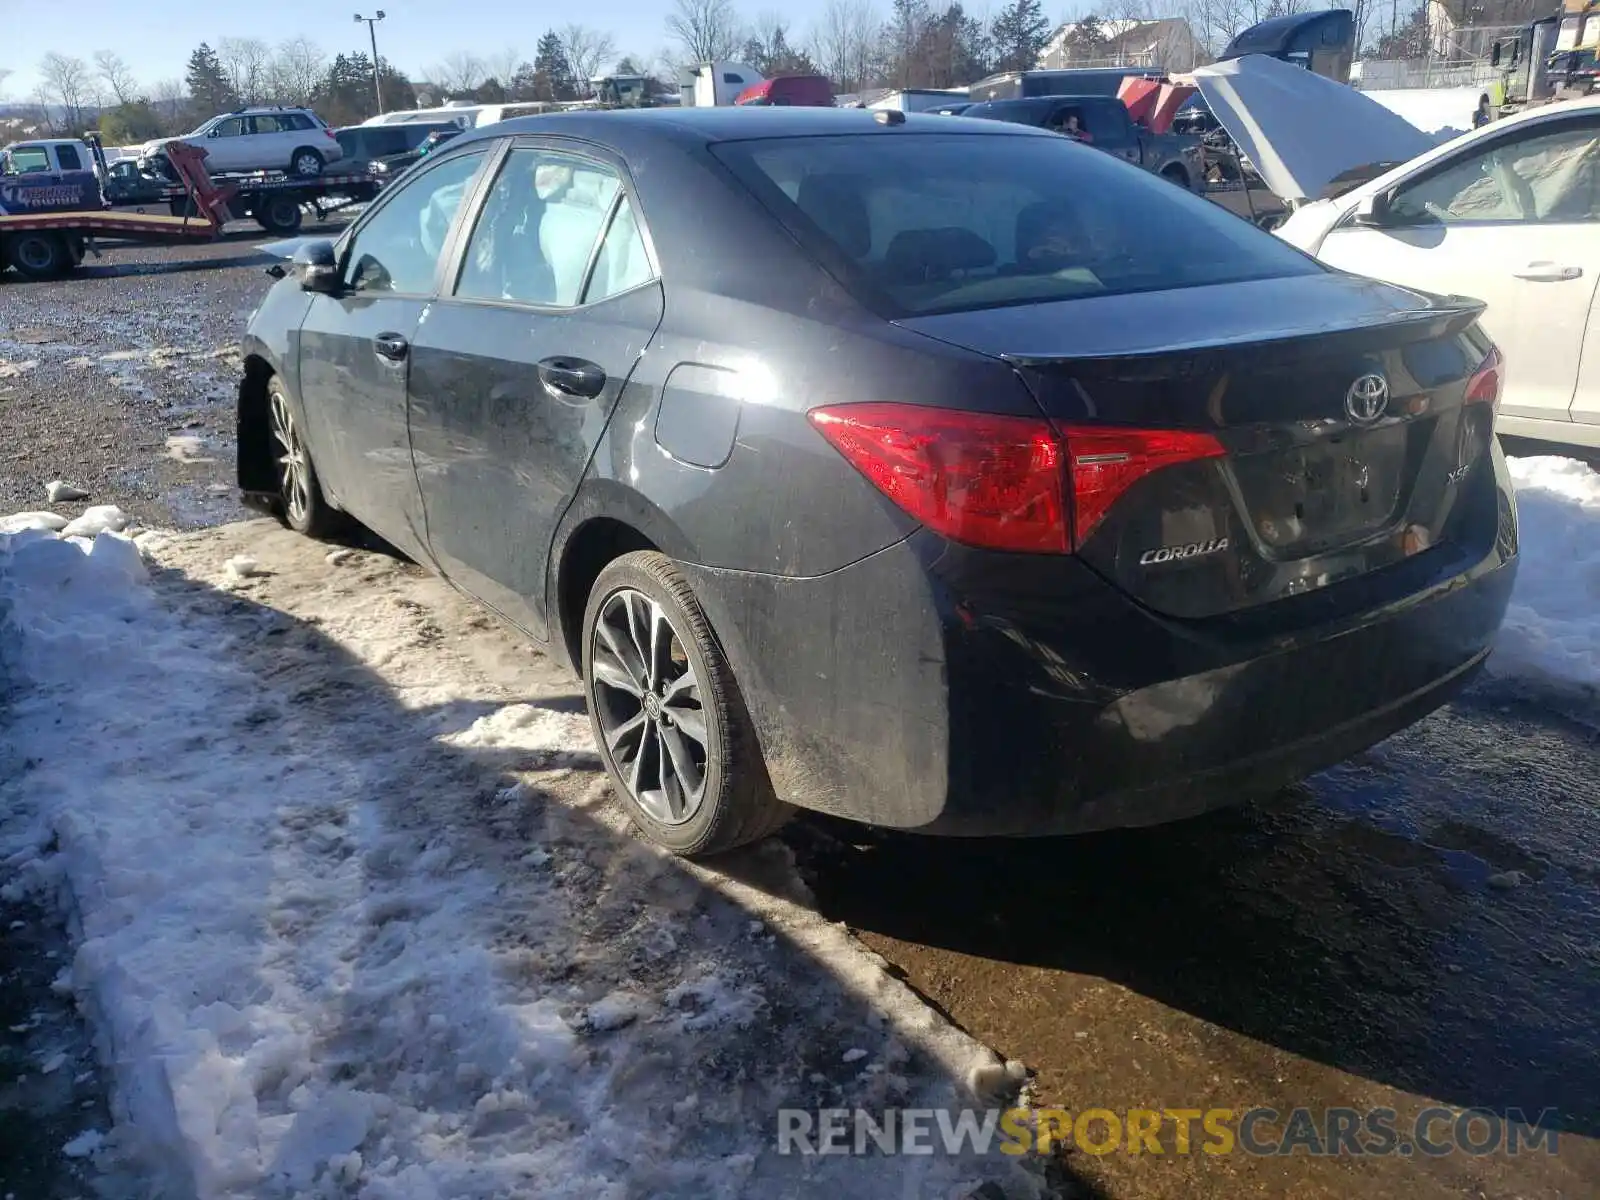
left=1497, top=455, right=1600, bottom=695
left=0, top=521, right=1045, bottom=1200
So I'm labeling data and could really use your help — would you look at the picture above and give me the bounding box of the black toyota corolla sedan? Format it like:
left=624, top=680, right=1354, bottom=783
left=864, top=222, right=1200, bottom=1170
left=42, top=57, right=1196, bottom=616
left=237, top=107, right=1518, bottom=857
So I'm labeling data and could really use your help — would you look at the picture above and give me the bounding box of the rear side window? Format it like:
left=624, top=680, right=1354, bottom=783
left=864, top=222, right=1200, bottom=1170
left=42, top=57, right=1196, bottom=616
left=55, top=144, right=83, bottom=170
left=365, top=129, right=409, bottom=156
left=1080, top=103, right=1129, bottom=142
left=712, top=132, right=1318, bottom=316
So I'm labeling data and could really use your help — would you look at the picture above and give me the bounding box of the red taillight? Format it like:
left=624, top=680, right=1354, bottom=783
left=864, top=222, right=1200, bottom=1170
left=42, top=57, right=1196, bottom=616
left=1465, top=344, right=1503, bottom=412
left=1058, top=424, right=1227, bottom=545
left=808, top=403, right=1068, bottom=553
left=808, top=403, right=1228, bottom=554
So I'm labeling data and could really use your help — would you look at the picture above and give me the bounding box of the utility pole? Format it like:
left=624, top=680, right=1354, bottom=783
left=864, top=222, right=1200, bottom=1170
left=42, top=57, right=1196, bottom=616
left=354, top=11, right=387, bottom=114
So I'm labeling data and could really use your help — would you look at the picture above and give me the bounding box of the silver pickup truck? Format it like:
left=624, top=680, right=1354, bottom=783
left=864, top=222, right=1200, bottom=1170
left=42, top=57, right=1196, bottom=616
left=956, top=95, right=1207, bottom=191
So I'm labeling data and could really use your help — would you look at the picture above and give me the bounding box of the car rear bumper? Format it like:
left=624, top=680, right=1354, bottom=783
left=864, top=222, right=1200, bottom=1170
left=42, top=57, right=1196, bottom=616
left=681, top=450, right=1519, bottom=837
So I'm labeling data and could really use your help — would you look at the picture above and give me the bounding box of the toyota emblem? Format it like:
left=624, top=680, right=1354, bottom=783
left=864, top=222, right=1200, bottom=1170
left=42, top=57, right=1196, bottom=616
left=1345, top=373, right=1390, bottom=425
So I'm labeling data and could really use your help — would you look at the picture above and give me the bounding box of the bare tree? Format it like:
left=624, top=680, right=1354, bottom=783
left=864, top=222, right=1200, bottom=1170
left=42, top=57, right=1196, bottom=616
left=39, top=52, right=96, bottom=133
left=92, top=49, right=138, bottom=105
left=485, top=47, right=523, bottom=88
left=150, top=77, right=188, bottom=130
left=811, top=0, right=881, bottom=91
left=1327, top=0, right=1377, bottom=57
left=431, top=51, right=487, bottom=95
left=1182, top=0, right=1250, bottom=58
left=562, top=26, right=618, bottom=94
left=668, top=0, right=744, bottom=64
left=218, top=37, right=273, bottom=105
left=272, top=37, right=327, bottom=105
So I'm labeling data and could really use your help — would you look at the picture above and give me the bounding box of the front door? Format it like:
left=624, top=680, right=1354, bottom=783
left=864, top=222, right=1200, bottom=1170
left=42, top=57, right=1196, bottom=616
left=295, top=146, right=493, bottom=559
left=407, top=142, right=665, bottom=639
left=202, top=117, right=247, bottom=172
left=1317, top=114, right=1600, bottom=425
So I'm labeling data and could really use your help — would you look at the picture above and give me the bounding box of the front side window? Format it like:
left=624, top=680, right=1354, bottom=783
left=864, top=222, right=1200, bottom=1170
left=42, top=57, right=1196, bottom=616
left=1390, top=120, right=1600, bottom=224
left=712, top=132, right=1319, bottom=316
left=211, top=118, right=244, bottom=138
left=5, top=147, right=50, bottom=173
left=454, top=148, right=623, bottom=306
left=344, top=149, right=488, bottom=295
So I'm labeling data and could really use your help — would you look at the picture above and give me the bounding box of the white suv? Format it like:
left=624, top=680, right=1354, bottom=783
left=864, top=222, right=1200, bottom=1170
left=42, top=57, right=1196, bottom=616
left=139, top=107, right=344, bottom=177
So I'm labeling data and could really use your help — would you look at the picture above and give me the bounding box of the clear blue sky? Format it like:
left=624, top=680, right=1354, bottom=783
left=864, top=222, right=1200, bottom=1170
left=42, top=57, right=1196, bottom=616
left=4, top=0, right=906, bottom=97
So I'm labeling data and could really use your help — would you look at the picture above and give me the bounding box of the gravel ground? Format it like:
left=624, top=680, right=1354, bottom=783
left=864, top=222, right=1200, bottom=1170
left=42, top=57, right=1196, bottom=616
left=0, top=224, right=348, bottom=529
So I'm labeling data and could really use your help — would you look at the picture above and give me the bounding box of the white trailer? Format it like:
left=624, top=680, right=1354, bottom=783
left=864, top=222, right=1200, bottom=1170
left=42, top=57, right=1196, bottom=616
left=677, top=62, right=764, bottom=106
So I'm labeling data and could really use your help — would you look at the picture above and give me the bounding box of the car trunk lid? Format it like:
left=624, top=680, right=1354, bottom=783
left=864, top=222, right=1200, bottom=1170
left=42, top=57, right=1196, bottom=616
left=895, top=273, right=1497, bottom=619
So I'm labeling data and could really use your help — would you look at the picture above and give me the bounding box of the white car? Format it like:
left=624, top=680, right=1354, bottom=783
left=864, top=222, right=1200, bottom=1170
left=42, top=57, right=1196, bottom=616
left=140, top=107, right=344, bottom=178
left=1197, top=55, right=1600, bottom=452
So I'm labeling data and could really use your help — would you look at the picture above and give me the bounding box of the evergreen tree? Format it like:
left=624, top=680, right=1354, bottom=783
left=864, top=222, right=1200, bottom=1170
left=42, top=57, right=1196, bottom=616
left=185, top=43, right=239, bottom=121
left=989, top=0, right=1050, bottom=74
left=534, top=31, right=577, bottom=101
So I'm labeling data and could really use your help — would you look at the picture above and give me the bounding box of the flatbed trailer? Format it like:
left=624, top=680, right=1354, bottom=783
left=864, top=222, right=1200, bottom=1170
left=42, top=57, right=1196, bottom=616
left=0, top=140, right=365, bottom=280
left=137, top=167, right=378, bottom=235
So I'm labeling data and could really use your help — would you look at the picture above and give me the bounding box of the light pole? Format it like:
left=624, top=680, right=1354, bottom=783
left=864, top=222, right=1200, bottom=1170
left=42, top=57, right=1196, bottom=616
left=354, top=11, right=386, bottom=114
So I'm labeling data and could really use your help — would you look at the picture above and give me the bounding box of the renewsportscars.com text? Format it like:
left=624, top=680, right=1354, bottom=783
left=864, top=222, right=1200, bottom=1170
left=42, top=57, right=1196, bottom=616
left=776, top=1106, right=1560, bottom=1157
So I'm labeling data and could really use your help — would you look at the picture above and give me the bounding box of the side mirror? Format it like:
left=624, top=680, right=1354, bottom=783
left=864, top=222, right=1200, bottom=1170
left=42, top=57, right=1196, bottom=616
left=1352, top=189, right=1395, bottom=227
left=1491, top=45, right=1501, bottom=67
left=292, top=240, right=342, bottom=294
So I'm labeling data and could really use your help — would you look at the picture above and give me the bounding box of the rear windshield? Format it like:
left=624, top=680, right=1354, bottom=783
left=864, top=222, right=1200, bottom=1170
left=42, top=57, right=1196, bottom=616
left=711, top=132, right=1320, bottom=316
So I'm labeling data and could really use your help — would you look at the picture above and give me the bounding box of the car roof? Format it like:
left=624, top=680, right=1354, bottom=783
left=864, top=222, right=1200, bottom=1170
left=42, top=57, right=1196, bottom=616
left=453, top=105, right=1060, bottom=149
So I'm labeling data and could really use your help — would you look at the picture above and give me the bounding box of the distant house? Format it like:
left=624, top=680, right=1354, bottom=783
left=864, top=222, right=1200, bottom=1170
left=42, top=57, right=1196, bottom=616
left=1427, top=0, right=1548, bottom=61
left=1037, top=18, right=1206, bottom=73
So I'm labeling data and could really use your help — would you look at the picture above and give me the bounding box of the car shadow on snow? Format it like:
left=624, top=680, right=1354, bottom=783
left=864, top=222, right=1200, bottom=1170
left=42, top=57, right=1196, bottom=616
left=60, top=553, right=1085, bottom=1199
left=777, top=677, right=1600, bottom=1141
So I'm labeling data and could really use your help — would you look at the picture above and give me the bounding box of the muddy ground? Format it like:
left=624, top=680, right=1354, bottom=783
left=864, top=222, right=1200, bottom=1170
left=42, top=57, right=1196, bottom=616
left=2, top=231, right=1597, bottom=1199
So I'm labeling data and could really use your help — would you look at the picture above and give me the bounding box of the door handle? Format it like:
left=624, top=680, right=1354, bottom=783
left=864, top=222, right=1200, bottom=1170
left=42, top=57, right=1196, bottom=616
left=1513, top=262, right=1582, bottom=281
left=537, top=356, right=607, bottom=399
left=373, top=332, right=409, bottom=362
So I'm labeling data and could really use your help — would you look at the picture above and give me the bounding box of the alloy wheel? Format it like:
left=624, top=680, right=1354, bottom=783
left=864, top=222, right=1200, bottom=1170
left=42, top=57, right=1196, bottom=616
left=590, top=588, right=709, bottom=825
left=269, top=390, right=311, bottom=526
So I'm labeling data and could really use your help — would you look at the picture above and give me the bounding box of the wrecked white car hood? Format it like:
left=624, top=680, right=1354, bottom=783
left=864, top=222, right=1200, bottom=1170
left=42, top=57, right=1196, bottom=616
left=1192, top=54, right=1436, bottom=203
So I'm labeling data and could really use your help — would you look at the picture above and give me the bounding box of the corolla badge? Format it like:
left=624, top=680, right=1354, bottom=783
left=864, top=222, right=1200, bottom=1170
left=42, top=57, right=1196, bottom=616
left=1344, top=372, right=1390, bottom=425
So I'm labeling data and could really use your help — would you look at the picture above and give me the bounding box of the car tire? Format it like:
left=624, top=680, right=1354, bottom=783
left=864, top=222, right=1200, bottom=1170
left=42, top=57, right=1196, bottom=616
left=289, top=147, right=325, bottom=178
left=257, top=196, right=304, bottom=235
left=582, top=551, right=792, bottom=857
left=1160, top=164, right=1190, bottom=188
left=267, top=375, right=345, bottom=537
left=5, top=231, right=72, bottom=279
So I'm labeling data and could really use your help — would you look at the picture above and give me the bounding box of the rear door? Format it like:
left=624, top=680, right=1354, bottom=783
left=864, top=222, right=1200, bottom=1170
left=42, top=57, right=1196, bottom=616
left=295, top=145, right=494, bottom=559
left=1316, top=112, right=1600, bottom=426
left=407, top=139, right=665, bottom=640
